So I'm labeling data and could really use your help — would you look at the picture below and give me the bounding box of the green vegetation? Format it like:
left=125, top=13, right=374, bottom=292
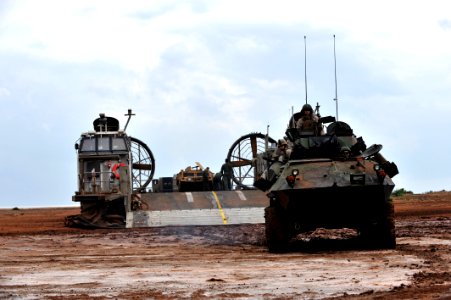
left=391, top=188, right=412, bottom=197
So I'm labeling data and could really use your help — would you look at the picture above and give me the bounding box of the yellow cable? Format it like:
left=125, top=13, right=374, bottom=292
left=212, top=191, right=227, bottom=224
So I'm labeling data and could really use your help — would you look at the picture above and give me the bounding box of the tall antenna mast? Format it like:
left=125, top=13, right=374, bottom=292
left=304, top=35, right=308, bottom=104
left=265, top=124, right=269, bottom=151
left=333, top=34, right=339, bottom=121
left=124, top=109, right=135, bottom=131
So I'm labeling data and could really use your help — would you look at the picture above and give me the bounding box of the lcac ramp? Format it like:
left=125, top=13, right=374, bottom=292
left=126, top=190, right=268, bottom=228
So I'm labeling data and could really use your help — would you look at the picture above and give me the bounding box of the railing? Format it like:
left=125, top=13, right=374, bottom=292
left=81, top=170, right=118, bottom=194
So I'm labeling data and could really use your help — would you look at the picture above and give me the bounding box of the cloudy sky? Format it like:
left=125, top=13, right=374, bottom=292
left=1, top=1, right=450, bottom=208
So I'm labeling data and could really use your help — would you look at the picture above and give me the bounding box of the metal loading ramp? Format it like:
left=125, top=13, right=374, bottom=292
left=126, top=190, right=268, bottom=227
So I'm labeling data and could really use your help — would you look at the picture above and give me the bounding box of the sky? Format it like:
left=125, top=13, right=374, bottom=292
left=1, top=0, right=450, bottom=208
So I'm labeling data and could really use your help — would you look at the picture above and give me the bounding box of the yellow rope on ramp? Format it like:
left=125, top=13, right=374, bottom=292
left=212, top=191, right=228, bottom=224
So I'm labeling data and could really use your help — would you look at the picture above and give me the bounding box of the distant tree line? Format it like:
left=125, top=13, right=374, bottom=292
left=391, top=188, right=412, bottom=197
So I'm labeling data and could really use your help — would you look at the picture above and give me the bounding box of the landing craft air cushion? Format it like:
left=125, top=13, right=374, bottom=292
left=66, top=110, right=272, bottom=228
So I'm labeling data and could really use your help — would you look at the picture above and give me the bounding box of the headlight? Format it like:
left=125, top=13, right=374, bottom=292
left=286, top=175, right=296, bottom=187
left=286, top=169, right=299, bottom=188
left=373, top=164, right=381, bottom=171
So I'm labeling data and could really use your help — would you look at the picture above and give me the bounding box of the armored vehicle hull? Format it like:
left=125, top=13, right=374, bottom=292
left=264, top=159, right=395, bottom=252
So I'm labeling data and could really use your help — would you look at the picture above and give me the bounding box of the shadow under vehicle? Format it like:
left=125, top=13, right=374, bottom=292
left=254, top=104, right=399, bottom=252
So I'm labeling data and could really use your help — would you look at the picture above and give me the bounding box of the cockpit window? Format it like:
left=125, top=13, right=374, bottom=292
left=79, top=136, right=128, bottom=152
left=98, top=137, right=110, bottom=151
left=112, top=138, right=127, bottom=151
left=80, top=138, right=96, bottom=152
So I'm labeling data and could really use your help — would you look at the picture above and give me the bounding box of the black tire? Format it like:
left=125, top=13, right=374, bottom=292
left=359, top=201, right=396, bottom=249
left=265, top=206, right=290, bottom=252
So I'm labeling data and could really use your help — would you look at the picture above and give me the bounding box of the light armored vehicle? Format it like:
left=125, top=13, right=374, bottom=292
left=175, top=162, right=214, bottom=192
left=254, top=104, right=399, bottom=252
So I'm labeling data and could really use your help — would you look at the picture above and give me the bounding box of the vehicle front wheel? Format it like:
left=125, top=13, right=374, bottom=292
left=359, top=201, right=396, bottom=249
left=265, top=206, right=291, bottom=252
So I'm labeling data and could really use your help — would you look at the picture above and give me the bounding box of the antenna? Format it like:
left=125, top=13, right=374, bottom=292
left=97, top=113, right=107, bottom=132
left=333, top=34, right=339, bottom=121
left=265, top=124, right=269, bottom=151
left=304, top=35, right=308, bottom=104
left=123, top=109, right=135, bottom=131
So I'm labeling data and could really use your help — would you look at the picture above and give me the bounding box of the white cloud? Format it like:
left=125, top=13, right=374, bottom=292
left=1, top=0, right=451, bottom=207
left=0, top=87, right=11, bottom=98
left=1, top=2, right=184, bottom=71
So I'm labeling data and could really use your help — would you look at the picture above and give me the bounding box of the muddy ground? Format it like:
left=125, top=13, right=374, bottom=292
left=0, top=192, right=450, bottom=299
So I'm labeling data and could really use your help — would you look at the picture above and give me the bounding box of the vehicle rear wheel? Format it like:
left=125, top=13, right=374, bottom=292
left=265, top=206, right=291, bottom=252
left=178, top=181, right=186, bottom=192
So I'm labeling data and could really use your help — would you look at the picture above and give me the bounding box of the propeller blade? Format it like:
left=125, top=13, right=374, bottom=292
left=230, top=160, right=252, bottom=167
left=132, top=163, right=153, bottom=170
left=251, top=136, right=257, bottom=158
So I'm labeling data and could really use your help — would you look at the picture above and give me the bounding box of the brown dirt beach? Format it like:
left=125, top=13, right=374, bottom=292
left=0, top=192, right=450, bottom=299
